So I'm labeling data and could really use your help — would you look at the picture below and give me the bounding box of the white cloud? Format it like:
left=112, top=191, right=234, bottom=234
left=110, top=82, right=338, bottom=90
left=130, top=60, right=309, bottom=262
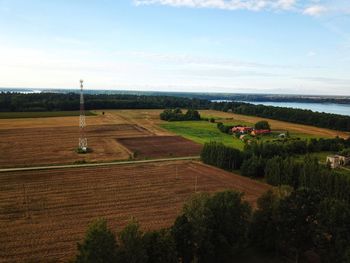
left=303, top=5, right=327, bottom=16
left=134, top=0, right=297, bottom=12
left=307, top=51, right=316, bottom=57
left=133, top=0, right=350, bottom=16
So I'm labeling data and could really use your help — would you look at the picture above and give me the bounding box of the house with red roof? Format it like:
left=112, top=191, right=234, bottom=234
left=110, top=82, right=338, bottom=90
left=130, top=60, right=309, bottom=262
left=232, top=126, right=253, bottom=134
left=251, top=129, right=271, bottom=136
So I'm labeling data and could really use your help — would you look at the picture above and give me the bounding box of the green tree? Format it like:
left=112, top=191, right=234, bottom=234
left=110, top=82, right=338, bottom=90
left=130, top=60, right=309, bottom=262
left=276, top=189, right=322, bottom=263
left=75, top=219, right=118, bottom=263
left=185, top=109, right=201, bottom=120
left=176, top=191, right=251, bottom=263
left=171, top=214, right=195, bottom=263
left=142, top=229, right=177, bottom=263
left=315, top=198, right=350, bottom=262
left=255, top=121, right=271, bottom=130
left=250, top=190, right=281, bottom=253
left=241, top=155, right=265, bottom=178
left=118, top=219, right=147, bottom=263
left=202, top=191, right=251, bottom=263
left=265, top=157, right=282, bottom=186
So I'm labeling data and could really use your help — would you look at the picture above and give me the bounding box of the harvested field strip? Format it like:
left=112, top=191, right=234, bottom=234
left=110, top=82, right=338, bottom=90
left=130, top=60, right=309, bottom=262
left=0, top=161, right=270, bottom=262
left=0, top=111, right=95, bottom=119
left=118, top=136, right=203, bottom=159
left=0, top=124, right=151, bottom=168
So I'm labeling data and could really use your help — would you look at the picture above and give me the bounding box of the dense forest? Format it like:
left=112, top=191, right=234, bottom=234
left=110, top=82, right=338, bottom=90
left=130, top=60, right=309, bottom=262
left=0, top=92, right=210, bottom=112
left=75, top=188, right=350, bottom=263
left=211, top=101, right=350, bottom=131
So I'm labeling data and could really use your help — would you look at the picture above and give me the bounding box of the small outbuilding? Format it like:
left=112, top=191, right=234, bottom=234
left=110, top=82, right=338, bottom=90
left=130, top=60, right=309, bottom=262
left=232, top=126, right=253, bottom=134
left=326, top=155, right=350, bottom=169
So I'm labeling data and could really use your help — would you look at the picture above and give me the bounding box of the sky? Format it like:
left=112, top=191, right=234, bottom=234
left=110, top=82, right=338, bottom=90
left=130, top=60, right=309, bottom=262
left=0, top=0, right=349, bottom=95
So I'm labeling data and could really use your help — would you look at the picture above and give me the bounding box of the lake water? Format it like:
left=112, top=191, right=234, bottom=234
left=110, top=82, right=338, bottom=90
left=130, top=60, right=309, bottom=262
left=243, top=101, right=350, bottom=116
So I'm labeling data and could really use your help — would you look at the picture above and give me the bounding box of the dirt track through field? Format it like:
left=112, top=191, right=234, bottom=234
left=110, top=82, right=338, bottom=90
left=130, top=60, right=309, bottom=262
left=0, top=161, right=270, bottom=262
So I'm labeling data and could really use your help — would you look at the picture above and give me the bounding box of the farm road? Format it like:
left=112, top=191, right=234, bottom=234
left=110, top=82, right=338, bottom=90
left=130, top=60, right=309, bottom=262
left=0, top=156, right=200, bottom=173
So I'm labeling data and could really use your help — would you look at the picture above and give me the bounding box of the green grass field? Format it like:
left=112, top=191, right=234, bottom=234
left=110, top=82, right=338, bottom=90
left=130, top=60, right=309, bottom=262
left=0, top=111, right=95, bottom=119
left=161, top=120, right=323, bottom=151
left=161, top=121, right=246, bottom=150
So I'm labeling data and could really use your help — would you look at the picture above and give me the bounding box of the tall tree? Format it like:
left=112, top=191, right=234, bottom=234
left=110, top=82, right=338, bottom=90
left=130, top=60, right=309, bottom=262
left=117, top=219, right=147, bottom=263
left=142, top=229, right=177, bottom=263
left=276, top=189, right=322, bottom=263
left=315, top=198, right=350, bottom=262
left=255, top=121, right=271, bottom=130
left=75, top=219, right=118, bottom=263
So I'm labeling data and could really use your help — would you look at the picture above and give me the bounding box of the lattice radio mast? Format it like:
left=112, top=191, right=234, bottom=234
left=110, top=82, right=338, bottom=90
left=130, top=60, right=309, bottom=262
left=79, top=79, right=88, bottom=152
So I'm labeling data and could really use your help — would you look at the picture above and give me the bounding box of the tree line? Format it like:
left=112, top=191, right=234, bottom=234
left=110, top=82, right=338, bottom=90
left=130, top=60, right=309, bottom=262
left=244, top=137, right=350, bottom=159
left=75, top=189, right=350, bottom=263
left=201, top=142, right=243, bottom=171
left=211, top=101, right=350, bottom=132
left=0, top=93, right=210, bottom=112
left=160, top=109, right=201, bottom=121
left=201, top=137, right=350, bottom=174
left=201, top=139, right=350, bottom=203
left=265, top=156, right=350, bottom=203
left=3, top=92, right=350, bottom=133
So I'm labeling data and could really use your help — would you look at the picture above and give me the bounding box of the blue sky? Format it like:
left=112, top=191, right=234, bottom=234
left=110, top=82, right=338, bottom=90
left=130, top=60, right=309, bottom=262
left=0, top=0, right=349, bottom=95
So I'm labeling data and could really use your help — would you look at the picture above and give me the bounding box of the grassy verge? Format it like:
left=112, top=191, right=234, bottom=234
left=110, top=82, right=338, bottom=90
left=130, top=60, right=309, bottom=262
left=0, top=111, right=96, bottom=119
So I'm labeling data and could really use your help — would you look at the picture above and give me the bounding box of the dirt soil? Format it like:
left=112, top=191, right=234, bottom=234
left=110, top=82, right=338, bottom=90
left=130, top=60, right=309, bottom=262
left=0, top=124, right=152, bottom=168
left=94, top=109, right=171, bottom=136
left=0, top=161, right=270, bottom=262
left=0, top=113, right=125, bottom=130
left=118, top=136, right=203, bottom=159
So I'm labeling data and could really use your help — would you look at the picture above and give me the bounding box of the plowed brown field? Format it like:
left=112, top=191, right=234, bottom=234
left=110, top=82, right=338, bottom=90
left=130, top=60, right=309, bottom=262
left=0, top=124, right=152, bottom=168
left=118, top=136, right=203, bottom=159
left=0, top=161, right=270, bottom=262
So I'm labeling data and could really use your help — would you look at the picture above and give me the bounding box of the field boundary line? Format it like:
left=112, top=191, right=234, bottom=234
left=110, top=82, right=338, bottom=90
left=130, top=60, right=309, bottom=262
left=0, top=156, right=200, bottom=173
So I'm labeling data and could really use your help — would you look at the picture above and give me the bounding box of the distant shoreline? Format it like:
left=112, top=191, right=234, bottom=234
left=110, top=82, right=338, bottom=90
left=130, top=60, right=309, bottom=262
left=1, top=87, right=349, bottom=116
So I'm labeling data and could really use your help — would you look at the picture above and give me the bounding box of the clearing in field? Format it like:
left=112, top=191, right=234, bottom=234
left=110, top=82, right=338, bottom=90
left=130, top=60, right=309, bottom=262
left=118, top=136, right=203, bottom=159
left=0, top=161, right=270, bottom=262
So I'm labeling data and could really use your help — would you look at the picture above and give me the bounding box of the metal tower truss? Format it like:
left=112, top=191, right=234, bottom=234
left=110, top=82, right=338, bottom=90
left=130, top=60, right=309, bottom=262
left=79, top=80, right=88, bottom=151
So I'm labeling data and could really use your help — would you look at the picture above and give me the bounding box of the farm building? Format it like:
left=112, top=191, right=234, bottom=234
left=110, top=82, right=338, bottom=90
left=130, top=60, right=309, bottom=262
left=232, top=126, right=253, bottom=134
left=326, top=155, right=350, bottom=169
left=251, top=129, right=271, bottom=136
